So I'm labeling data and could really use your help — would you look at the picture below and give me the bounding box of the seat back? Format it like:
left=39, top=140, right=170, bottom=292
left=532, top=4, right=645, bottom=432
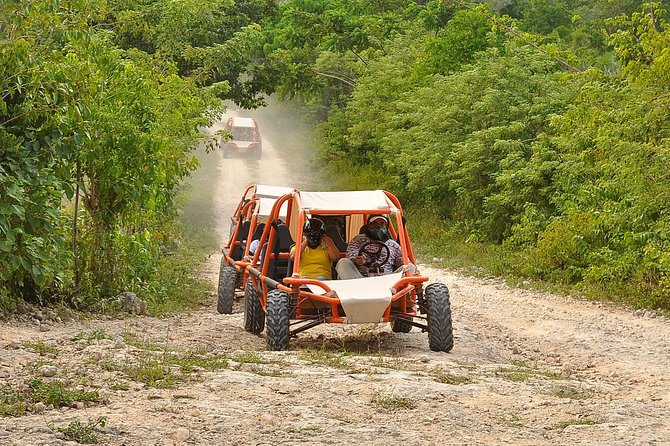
left=231, top=220, right=251, bottom=261
left=261, top=221, right=295, bottom=281
left=324, top=224, right=347, bottom=252
left=250, top=222, right=265, bottom=241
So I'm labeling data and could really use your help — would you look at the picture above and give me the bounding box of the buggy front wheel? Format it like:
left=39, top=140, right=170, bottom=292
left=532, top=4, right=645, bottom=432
left=425, top=283, right=454, bottom=352
left=266, top=289, right=290, bottom=350
left=217, top=263, right=236, bottom=314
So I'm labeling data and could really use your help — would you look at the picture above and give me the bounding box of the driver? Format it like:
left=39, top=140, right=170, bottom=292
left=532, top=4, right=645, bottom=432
left=335, top=215, right=403, bottom=280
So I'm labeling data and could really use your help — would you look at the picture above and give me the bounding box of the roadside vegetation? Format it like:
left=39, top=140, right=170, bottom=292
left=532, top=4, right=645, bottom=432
left=2, top=0, right=669, bottom=313
left=0, top=0, right=276, bottom=313
left=257, top=0, right=670, bottom=311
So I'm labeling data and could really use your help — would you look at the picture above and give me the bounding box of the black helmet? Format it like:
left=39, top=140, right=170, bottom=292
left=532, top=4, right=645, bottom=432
left=304, top=218, right=325, bottom=248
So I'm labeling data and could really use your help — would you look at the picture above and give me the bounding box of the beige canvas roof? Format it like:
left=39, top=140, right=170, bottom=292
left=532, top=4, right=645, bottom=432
left=254, top=184, right=293, bottom=199
left=297, top=190, right=398, bottom=212
left=255, top=197, right=287, bottom=218
left=231, top=117, right=256, bottom=127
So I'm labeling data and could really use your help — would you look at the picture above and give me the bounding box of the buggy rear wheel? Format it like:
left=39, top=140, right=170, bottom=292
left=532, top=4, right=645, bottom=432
left=425, top=283, right=454, bottom=352
left=217, top=263, right=236, bottom=314
left=244, top=278, right=265, bottom=334
left=390, top=317, right=413, bottom=333
left=266, top=289, right=290, bottom=351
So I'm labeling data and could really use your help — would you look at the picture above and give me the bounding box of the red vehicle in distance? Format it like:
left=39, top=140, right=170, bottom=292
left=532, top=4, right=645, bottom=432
left=219, top=116, right=262, bottom=159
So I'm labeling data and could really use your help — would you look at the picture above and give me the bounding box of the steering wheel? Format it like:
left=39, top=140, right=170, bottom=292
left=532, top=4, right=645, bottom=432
left=358, top=241, right=391, bottom=274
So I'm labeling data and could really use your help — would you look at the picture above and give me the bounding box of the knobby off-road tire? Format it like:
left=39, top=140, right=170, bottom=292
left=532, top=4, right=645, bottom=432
left=244, top=278, right=265, bottom=335
left=425, top=283, right=454, bottom=352
left=266, top=289, right=290, bottom=351
left=391, top=316, right=413, bottom=333
left=217, top=263, right=237, bottom=314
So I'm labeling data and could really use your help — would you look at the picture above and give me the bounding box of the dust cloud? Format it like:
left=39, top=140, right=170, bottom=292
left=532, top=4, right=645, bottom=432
left=179, top=98, right=321, bottom=250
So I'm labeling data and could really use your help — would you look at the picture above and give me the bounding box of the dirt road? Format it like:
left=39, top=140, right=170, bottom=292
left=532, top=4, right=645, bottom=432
left=1, top=106, right=669, bottom=445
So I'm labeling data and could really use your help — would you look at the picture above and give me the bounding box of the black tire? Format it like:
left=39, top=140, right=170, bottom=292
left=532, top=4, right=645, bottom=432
left=391, top=316, right=413, bottom=333
left=244, top=278, right=265, bottom=334
left=266, top=289, right=290, bottom=351
left=425, top=283, right=454, bottom=352
left=217, top=263, right=236, bottom=314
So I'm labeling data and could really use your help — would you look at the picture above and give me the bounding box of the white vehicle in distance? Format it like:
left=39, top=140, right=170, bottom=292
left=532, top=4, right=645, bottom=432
left=220, top=116, right=262, bottom=159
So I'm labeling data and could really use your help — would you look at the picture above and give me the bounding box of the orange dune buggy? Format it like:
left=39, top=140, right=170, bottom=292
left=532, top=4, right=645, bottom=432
left=217, top=184, right=293, bottom=314
left=236, top=189, right=454, bottom=352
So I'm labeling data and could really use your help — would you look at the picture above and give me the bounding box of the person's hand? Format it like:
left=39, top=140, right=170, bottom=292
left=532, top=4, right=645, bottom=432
left=352, top=255, right=366, bottom=266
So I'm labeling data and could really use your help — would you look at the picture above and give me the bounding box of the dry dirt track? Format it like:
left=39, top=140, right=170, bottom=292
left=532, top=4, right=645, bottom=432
left=1, top=108, right=669, bottom=445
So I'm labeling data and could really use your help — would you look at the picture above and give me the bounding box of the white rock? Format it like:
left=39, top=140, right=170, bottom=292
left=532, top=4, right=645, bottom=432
left=168, top=427, right=190, bottom=443
left=39, top=365, right=57, bottom=377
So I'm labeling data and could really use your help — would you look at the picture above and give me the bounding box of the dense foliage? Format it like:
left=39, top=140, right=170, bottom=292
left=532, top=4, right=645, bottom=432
left=259, top=0, right=670, bottom=309
left=2, top=0, right=669, bottom=311
left=0, top=0, right=273, bottom=307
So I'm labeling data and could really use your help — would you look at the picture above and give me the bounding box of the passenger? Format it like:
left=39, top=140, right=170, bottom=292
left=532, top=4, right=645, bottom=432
left=247, top=222, right=265, bottom=255
left=249, top=238, right=260, bottom=255
left=290, top=218, right=340, bottom=280
left=335, top=215, right=404, bottom=280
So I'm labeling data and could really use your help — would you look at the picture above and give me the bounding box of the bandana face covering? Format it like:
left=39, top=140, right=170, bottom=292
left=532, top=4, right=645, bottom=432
left=304, top=218, right=325, bottom=248
left=364, top=226, right=390, bottom=242
left=306, top=230, right=323, bottom=248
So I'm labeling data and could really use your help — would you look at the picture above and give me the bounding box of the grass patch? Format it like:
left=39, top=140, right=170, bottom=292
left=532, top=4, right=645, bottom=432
left=171, top=351, right=229, bottom=372
left=370, top=356, right=412, bottom=371
left=248, top=366, right=284, bottom=377
left=0, top=379, right=99, bottom=416
left=120, top=354, right=177, bottom=389
left=232, top=352, right=265, bottom=364
left=128, top=214, right=214, bottom=317
left=299, top=349, right=351, bottom=369
left=111, top=349, right=228, bottom=388
left=52, top=416, right=107, bottom=444
left=23, top=341, right=59, bottom=356
left=553, top=417, right=598, bottom=429
left=540, top=369, right=567, bottom=380
left=122, top=332, right=164, bottom=351
left=548, top=385, right=594, bottom=400
left=432, top=369, right=472, bottom=385
left=371, top=392, right=417, bottom=410
left=151, top=404, right=179, bottom=414
left=72, top=329, right=113, bottom=343
left=496, top=367, right=534, bottom=382
left=500, top=413, right=526, bottom=428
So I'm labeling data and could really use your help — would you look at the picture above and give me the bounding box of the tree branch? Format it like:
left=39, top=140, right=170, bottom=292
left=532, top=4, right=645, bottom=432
left=314, top=71, right=357, bottom=87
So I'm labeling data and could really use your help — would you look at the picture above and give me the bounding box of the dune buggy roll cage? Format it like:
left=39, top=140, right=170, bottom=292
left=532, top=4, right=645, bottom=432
left=222, top=184, right=293, bottom=267
left=235, top=190, right=431, bottom=334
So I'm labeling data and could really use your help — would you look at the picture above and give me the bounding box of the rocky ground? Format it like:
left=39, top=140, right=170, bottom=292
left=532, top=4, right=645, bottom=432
left=1, top=252, right=669, bottom=446
left=2, top=109, right=668, bottom=445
